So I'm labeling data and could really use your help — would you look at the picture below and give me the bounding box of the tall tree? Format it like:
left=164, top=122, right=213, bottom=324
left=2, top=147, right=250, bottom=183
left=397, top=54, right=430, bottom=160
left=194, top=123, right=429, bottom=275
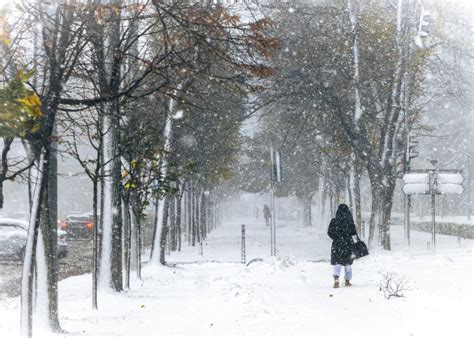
left=257, top=0, right=430, bottom=249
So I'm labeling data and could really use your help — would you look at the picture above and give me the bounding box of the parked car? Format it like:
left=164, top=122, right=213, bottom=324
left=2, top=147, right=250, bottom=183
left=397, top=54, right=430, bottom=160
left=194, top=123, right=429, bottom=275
left=59, top=213, right=94, bottom=240
left=0, top=218, right=68, bottom=262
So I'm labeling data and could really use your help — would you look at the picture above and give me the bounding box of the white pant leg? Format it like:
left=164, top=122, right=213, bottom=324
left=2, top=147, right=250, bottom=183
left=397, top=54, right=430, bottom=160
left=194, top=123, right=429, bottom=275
left=333, top=264, right=342, bottom=277
left=344, top=265, right=352, bottom=280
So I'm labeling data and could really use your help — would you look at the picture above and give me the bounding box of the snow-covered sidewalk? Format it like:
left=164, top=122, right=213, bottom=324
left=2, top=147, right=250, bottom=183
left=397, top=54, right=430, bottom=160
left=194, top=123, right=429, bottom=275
left=0, top=217, right=472, bottom=337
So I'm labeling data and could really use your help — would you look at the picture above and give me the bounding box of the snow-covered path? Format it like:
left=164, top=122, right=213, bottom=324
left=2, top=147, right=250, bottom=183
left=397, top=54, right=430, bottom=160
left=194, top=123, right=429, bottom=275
left=0, top=217, right=472, bottom=337
left=167, top=216, right=472, bottom=263
left=165, top=217, right=332, bottom=263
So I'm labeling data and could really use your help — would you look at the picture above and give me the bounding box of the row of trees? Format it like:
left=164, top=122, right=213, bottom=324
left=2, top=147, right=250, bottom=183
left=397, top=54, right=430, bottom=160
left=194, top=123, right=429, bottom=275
left=239, top=0, right=466, bottom=249
left=1, top=0, right=275, bottom=336
left=1, top=0, right=471, bottom=336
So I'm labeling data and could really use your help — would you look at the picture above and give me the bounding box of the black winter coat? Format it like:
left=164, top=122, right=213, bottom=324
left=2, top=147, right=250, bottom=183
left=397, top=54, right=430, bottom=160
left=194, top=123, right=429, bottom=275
left=327, top=217, right=357, bottom=266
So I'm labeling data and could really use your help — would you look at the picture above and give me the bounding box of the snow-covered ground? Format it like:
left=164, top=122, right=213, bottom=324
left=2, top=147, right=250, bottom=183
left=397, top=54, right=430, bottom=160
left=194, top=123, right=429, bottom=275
left=0, top=216, right=472, bottom=337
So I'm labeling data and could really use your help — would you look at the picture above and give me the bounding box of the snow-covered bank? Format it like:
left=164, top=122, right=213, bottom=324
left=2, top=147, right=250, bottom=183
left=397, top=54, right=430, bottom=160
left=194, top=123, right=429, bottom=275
left=411, top=216, right=474, bottom=226
left=0, top=218, right=472, bottom=337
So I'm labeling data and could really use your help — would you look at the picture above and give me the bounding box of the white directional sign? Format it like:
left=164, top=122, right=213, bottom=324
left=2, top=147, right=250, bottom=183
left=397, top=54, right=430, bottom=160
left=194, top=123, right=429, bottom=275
left=401, top=169, right=464, bottom=255
left=436, top=173, right=463, bottom=185
left=402, top=173, right=430, bottom=195
left=402, top=171, right=464, bottom=195
left=436, top=183, right=464, bottom=195
left=436, top=172, right=464, bottom=195
left=402, top=173, right=430, bottom=184
left=403, top=183, right=430, bottom=195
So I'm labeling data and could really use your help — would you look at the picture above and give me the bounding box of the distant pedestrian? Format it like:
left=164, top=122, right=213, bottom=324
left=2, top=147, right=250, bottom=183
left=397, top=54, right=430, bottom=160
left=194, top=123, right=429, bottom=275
left=263, top=204, right=271, bottom=227
left=327, top=204, right=359, bottom=288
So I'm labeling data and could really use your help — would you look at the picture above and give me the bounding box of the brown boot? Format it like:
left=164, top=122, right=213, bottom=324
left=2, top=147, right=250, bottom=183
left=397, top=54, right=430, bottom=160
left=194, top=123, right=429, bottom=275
left=333, top=276, right=339, bottom=288
left=345, top=279, right=352, bottom=287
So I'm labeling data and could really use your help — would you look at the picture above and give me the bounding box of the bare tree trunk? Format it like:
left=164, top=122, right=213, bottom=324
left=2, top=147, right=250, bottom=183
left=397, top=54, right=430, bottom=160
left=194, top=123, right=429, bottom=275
left=208, top=192, right=214, bottom=233
left=200, top=191, right=207, bottom=239
left=334, top=186, right=341, bottom=211
left=20, top=151, right=45, bottom=337
left=130, top=192, right=142, bottom=279
left=150, top=198, right=159, bottom=260
left=159, top=195, right=171, bottom=264
left=301, top=195, right=312, bottom=227
left=368, top=195, right=378, bottom=246
left=354, top=165, right=362, bottom=235
left=122, top=197, right=131, bottom=290
left=380, top=175, right=397, bottom=250
left=150, top=79, right=184, bottom=262
left=191, top=181, right=196, bottom=246
left=368, top=166, right=383, bottom=247
left=349, top=155, right=363, bottom=235
left=381, top=194, right=393, bottom=250
left=92, top=158, right=100, bottom=309
left=176, top=193, right=182, bottom=251
left=0, top=137, right=14, bottom=209
left=347, top=0, right=364, bottom=122
left=195, top=188, right=201, bottom=243
left=44, top=139, right=60, bottom=331
left=320, top=165, right=329, bottom=228
left=98, top=0, right=124, bottom=292
left=99, top=105, right=123, bottom=292
left=329, top=189, right=334, bottom=218
left=206, top=192, right=211, bottom=235
left=187, top=182, right=192, bottom=246
left=111, top=149, right=123, bottom=291
left=170, top=195, right=176, bottom=251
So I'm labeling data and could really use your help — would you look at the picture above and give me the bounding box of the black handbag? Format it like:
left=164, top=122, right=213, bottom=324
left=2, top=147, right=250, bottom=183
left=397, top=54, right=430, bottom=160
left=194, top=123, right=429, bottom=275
left=352, top=236, right=369, bottom=259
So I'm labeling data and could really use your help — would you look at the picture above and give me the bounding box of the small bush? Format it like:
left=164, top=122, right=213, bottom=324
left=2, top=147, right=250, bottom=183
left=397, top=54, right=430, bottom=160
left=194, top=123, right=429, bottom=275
left=379, top=273, right=411, bottom=299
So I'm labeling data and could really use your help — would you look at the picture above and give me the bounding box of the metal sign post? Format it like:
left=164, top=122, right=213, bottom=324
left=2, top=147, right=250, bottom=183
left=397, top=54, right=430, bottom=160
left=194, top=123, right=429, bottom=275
left=429, top=170, right=436, bottom=254
left=270, top=180, right=276, bottom=256
left=241, top=224, right=246, bottom=264
left=402, top=169, right=464, bottom=254
left=404, top=139, right=419, bottom=246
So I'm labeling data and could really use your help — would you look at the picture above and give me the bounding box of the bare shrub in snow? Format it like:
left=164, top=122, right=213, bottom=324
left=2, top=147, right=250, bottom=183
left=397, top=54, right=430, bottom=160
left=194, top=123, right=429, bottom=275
left=379, top=273, right=411, bottom=299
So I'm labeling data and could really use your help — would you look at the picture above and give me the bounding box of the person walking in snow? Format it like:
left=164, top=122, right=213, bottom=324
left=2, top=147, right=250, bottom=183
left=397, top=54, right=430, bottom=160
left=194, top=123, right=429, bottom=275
left=327, top=204, right=358, bottom=288
left=263, top=204, right=271, bottom=227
